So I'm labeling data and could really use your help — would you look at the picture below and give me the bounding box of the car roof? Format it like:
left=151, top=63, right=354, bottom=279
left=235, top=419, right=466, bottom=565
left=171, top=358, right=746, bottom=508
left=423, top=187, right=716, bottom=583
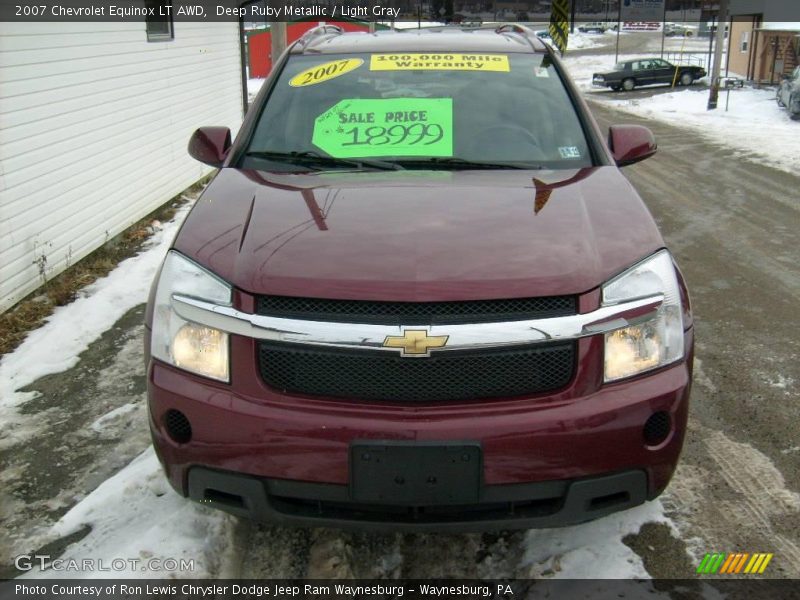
left=291, top=26, right=549, bottom=55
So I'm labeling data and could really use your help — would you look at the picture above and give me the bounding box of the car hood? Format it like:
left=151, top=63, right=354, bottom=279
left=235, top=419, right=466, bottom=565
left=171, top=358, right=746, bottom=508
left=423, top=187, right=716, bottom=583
left=173, top=167, right=664, bottom=301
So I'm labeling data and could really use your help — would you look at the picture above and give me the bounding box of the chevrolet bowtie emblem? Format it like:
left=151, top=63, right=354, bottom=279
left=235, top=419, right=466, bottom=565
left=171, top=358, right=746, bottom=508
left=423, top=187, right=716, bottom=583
left=383, top=329, right=449, bottom=357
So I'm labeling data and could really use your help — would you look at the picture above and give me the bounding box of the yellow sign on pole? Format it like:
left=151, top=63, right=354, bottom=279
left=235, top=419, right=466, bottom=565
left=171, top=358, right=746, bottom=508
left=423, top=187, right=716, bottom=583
left=549, top=0, right=569, bottom=54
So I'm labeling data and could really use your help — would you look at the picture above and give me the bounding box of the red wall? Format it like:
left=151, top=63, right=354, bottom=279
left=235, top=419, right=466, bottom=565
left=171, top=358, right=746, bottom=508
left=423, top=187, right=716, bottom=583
left=247, top=22, right=373, bottom=79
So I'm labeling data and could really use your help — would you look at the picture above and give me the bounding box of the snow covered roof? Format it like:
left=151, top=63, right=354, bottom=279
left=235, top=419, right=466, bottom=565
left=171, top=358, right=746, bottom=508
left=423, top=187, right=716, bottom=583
left=756, top=21, right=800, bottom=31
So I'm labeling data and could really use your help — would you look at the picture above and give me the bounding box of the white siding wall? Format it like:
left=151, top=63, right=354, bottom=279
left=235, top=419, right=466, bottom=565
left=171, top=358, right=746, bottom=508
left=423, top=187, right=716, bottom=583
left=0, top=20, right=243, bottom=313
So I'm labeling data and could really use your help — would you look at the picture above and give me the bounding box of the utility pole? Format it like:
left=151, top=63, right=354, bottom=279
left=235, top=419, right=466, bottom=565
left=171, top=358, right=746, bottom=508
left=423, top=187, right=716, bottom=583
left=271, top=21, right=287, bottom=68
left=570, top=0, right=575, bottom=34
left=707, top=0, right=729, bottom=110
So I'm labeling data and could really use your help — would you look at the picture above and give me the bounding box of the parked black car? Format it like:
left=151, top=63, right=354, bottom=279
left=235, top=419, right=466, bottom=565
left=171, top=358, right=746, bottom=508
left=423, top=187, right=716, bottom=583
left=593, top=58, right=706, bottom=92
left=776, top=66, right=800, bottom=120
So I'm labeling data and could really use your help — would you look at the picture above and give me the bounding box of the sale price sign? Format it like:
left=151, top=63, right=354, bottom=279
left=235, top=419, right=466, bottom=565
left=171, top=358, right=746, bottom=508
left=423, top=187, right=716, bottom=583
left=312, top=98, right=454, bottom=158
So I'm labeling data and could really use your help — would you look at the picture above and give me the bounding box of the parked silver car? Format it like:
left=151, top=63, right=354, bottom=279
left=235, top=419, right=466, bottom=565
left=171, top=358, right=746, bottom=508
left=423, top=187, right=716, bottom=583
left=664, top=23, right=693, bottom=37
left=777, top=66, right=800, bottom=120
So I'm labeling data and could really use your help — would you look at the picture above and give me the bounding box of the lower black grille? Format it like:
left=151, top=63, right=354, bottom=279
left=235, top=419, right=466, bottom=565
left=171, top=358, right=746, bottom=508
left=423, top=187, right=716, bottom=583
left=269, top=495, right=562, bottom=523
left=257, top=342, right=576, bottom=402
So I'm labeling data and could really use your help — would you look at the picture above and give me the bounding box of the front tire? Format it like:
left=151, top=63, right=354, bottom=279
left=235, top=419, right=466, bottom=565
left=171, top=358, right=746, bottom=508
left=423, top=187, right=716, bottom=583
left=622, top=78, right=636, bottom=91
left=679, top=72, right=694, bottom=86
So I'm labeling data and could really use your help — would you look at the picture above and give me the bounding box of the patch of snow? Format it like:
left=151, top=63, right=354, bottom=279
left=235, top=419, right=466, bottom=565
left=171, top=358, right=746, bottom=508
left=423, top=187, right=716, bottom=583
left=766, top=374, right=794, bottom=389
left=565, top=31, right=607, bottom=51
left=521, top=500, right=675, bottom=579
left=758, top=22, right=800, bottom=31
left=0, top=200, right=193, bottom=435
left=19, top=448, right=238, bottom=579
left=248, top=78, right=266, bottom=102
left=89, top=402, right=139, bottom=433
left=603, top=87, right=800, bottom=175
left=562, top=53, right=800, bottom=176
left=0, top=203, right=191, bottom=405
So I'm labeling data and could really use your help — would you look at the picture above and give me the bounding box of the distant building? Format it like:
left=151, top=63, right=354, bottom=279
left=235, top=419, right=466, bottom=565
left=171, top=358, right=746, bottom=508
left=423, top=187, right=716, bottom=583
left=727, top=1, right=799, bottom=83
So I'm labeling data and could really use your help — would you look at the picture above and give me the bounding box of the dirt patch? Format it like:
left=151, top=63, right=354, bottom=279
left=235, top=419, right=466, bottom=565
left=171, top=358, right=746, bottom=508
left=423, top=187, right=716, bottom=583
left=623, top=522, right=696, bottom=578
left=0, top=177, right=210, bottom=357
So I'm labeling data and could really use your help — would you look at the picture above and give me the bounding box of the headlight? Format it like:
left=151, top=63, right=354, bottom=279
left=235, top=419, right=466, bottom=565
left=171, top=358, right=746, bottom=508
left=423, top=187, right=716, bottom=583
left=602, top=250, right=684, bottom=382
left=151, top=251, right=231, bottom=382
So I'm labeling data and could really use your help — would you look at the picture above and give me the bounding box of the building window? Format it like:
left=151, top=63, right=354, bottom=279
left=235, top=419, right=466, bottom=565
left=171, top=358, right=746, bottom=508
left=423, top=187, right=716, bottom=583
left=146, top=0, right=173, bottom=42
left=740, top=31, right=749, bottom=53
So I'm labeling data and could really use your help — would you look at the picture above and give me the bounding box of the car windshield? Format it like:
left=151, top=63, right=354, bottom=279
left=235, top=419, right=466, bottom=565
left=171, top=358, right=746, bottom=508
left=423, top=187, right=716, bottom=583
left=614, top=62, right=627, bottom=70
left=245, top=52, right=593, bottom=171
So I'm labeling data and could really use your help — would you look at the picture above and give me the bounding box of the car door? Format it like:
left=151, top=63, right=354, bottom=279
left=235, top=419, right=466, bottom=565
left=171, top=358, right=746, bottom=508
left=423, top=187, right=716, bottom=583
left=785, top=66, right=800, bottom=106
left=632, top=60, right=654, bottom=85
left=651, top=59, right=676, bottom=85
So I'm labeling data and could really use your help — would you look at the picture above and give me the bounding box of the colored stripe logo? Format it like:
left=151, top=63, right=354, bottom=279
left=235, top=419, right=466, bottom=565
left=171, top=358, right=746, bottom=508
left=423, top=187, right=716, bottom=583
left=697, top=552, right=773, bottom=574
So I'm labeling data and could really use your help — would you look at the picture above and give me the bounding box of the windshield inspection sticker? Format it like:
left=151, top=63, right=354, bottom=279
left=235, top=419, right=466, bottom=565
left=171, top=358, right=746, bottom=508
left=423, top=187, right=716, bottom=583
left=370, top=53, right=510, bottom=72
left=289, top=58, right=364, bottom=87
left=312, top=98, right=453, bottom=158
left=559, top=146, right=582, bottom=159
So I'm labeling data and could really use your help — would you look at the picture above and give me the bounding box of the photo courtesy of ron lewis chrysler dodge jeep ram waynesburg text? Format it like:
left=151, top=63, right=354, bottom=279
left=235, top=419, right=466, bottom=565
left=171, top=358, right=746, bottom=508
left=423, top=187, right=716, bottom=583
left=144, top=24, right=693, bottom=532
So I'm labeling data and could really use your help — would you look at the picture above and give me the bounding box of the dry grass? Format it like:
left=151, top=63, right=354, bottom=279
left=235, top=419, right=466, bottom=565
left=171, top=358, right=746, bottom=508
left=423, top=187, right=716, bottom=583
left=0, top=178, right=210, bottom=357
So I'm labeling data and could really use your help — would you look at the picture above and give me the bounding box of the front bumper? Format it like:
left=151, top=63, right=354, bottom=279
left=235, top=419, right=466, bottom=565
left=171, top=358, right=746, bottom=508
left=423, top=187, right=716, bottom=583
left=187, top=467, right=648, bottom=532
left=147, top=329, right=692, bottom=530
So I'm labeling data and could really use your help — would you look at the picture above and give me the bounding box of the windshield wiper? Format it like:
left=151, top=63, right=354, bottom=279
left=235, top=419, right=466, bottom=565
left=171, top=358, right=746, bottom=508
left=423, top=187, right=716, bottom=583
left=393, top=157, right=543, bottom=170
left=245, top=150, right=403, bottom=171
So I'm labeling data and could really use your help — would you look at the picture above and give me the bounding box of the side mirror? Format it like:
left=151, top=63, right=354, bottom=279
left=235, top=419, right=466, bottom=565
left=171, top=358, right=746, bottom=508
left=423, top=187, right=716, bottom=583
left=608, top=124, right=657, bottom=167
left=188, top=127, right=231, bottom=168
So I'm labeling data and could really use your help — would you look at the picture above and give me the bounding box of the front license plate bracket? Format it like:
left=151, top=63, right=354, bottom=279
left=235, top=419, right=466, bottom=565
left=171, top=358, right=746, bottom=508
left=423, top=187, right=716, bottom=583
left=349, top=441, right=482, bottom=505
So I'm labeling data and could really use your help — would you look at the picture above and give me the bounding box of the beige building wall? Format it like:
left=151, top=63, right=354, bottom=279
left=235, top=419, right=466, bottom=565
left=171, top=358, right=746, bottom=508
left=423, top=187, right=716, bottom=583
left=728, top=17, right=757, bottom=77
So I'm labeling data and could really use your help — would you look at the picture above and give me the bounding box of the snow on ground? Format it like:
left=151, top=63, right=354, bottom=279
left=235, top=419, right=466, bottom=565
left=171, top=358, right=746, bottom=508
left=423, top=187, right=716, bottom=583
left=562, top=53, right=800, bottom=177
left=522, top=500, right=673, bottom=581
left=564, top=30, right=610, bottom=51
left=20, top=448, right=238, bottom=579
left=0, top=202, right=190, bottom=400
left=604, top=87, right=800, bottom=175
left=247, top=78, right=265, bottom=103
left=0, top=198, right=194, bottom=447
left=0, top=187, right=245, bottom=579
left=562, top=52, right=625, bottom=90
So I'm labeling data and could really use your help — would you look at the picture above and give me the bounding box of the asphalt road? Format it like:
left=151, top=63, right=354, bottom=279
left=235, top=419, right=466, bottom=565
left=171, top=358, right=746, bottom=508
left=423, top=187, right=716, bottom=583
left=2, top=63, right=798, bottom=585
left=590, top=101, right=800, bottom=577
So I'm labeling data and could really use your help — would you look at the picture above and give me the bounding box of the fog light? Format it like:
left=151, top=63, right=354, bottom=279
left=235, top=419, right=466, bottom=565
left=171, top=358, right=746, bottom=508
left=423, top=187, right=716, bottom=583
left=164, top=409, right=192, bottom=444
left=643, top=411, right=671, bottom=446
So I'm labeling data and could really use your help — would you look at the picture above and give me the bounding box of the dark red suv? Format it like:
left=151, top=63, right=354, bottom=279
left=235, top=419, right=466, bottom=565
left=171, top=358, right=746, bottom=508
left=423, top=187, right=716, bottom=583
left=145, top=24, right=693, bottom=531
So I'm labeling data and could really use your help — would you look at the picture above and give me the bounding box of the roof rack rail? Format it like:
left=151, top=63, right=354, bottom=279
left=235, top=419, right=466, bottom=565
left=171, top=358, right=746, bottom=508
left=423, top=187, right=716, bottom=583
left=494, top=23, right=544, bottom=52
left=495, top=23, right=537, bottom=36
left=297, top=24, right=344, bottom=49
